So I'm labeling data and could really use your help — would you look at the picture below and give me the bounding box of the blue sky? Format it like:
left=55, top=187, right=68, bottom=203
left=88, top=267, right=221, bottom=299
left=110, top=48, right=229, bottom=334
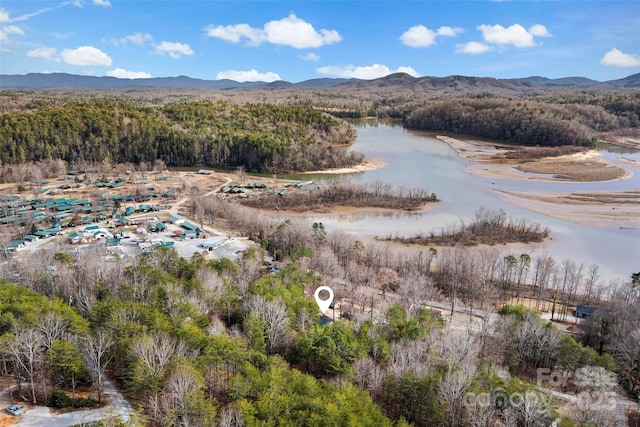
left=1, top=1, right=639, bottom=82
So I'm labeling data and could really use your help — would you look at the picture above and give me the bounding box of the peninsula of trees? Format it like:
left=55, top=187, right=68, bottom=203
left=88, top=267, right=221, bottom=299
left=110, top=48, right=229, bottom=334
left=0, top=99, right=359, bottom=173
left=239, top=181, right=438, bottom=212
left=403, top=96, right=639, bottom=147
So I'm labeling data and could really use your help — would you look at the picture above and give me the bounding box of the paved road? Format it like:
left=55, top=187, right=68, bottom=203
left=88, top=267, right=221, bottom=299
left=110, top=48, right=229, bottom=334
left=615, top=393, right=638, bottom=427
left=15, top=379, right=134, bottom=427
left=542, top=386, right=635, bottom=427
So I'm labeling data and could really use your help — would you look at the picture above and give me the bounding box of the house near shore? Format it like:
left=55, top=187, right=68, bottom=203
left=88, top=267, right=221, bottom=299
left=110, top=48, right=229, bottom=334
left=575, top=305, right=596, bottom=319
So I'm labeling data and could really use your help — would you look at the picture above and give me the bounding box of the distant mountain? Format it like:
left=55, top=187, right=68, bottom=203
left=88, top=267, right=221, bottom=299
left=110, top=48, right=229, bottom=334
left=514, top=76, right=601, bottom=86
left=1, top=71, right=638, bottom=90
left=265, top=80, right=295, bottom=89
left=601, top=72, right=640, bottom=88
left=0, top=73, right=265, bottom=89
left=335, top=72, right=640, bottom=91
left=294, top=78, right=356, bottom=88
left=0, top=73, right=353, bottom=90
left=335, top=73, right=540, bottom=92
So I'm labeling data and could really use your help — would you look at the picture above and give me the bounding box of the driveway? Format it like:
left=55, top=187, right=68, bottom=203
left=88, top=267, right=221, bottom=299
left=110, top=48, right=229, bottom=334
left=10, top=379, right=134, bottom=427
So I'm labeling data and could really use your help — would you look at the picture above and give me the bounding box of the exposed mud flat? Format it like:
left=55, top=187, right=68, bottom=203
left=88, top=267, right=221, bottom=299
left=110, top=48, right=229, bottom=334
left=436, top=135, right=639, bottom=230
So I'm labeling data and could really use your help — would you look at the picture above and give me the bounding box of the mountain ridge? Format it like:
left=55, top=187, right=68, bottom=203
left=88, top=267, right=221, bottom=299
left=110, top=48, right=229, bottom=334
left=1, top=71, right=638, bottom=90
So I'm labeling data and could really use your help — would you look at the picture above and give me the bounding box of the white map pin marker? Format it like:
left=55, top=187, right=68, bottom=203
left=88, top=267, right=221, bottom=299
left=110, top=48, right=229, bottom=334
left=314, top=286, right=334, bottom=315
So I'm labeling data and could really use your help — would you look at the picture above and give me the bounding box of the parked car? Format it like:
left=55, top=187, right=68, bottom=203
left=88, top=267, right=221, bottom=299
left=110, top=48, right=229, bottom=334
left=6, top=405, right=22, bottom=416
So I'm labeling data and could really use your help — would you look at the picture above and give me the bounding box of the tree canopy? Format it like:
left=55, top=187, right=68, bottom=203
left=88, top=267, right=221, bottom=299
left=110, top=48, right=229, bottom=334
left=0, top=99, right=359, bottom=173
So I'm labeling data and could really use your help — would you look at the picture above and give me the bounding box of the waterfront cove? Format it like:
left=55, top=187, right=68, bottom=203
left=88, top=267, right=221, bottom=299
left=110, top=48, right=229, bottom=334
left=285, top=121, right=640, bottom=283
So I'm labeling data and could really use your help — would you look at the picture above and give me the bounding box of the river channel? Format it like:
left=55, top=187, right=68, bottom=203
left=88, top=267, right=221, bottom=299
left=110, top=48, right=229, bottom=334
left=290, top=120, right=640, bottom=283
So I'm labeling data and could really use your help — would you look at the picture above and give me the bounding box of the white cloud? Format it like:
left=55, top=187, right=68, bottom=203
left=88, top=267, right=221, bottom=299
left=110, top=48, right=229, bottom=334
left=216, top=69, right=281, bottom=82
left=51, top=31, right=73, bottom=39
left=27, top=46, right=59, bottom=60
left=153, top=41, right=194, bottom=58
left=1, top=24, right=25, bottom=44
left=477, top=23, right=551, bottom=48
left=60, top=46, right=112, bottom=66
left=455, top=41, right=491, bottom=55
left=396, top=66, right=420, bottom=76
left=400, top=26, right=437, bottom=48
left=106, top=68, right=151, bottom=79
left=301, top=52, right=320, bottom=61
left=264, top=14, right=341, bottom=48
left=93, top=0, right=111, bottom=7
left=204, top=13, right=341, bottom=49
left=0, top=6, right=52, bottom=23
left=317, top=64, right=419, bottom=80
left=437, top=26, right=464, bottom=37
left=529, top=24, right=551, bottom=38
left=600, top=48, right=640, bottom=67
left=400, top=25, right=462, bottom=48
left=2, top=25, right=24, bottom=36
left=2, top=25, right=23, bottom=35
left=0, top=25, right=24, bottom=37
left=112, top=32, right=153, bottom=46
left=204, top=23, right=263, bottom=45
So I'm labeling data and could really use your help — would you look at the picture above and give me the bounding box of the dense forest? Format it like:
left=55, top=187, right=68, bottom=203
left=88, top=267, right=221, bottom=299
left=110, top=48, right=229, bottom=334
left=0, top=99, right=359, bottom=173
left=1, top=88, right=639, bottom=173
left=403, top=95, right=640, bottom=147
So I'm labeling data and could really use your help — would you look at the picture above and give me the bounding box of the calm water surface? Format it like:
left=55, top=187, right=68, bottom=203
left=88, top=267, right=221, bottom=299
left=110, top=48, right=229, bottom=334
left=296, top=121, right=640, bottom=283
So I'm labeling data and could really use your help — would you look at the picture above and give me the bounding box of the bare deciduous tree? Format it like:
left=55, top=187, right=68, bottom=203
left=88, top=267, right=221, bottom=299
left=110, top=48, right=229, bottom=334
left=511, top=390, right=555, bottom=427
left=218, top=406, right=245, bottom=427
left=9, top=326, right=44, bottom=404
left=440, top=364, right=474, bottom=427
left=37, top=312, right=67, bottom=349
left=246, top=296, right=290, bottom=354
left=234, top=165, right=247, bottom=186
left=131, top=333, right=176, bottom=379
left=81, top=330, right=114, bottom=404
left=163, top=364, right=203, bottom=425
left=612, top=331, right=640, bottom=393
left=354, top=357, right=385, bottom=396
left=439, top=329, right=479, bottom=369
left=389, top=335, right=437, bottom=378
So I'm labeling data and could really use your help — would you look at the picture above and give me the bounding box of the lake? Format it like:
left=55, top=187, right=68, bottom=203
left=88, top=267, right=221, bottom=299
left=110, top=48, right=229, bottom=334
left=293, top=120, right=640, bottom=283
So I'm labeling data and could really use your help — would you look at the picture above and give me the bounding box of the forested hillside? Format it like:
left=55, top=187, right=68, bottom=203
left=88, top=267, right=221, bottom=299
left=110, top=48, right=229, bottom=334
left=2, top=84, right=639, bottom=153
left=0, top=100, right=358, bottom=173
left=403, top=96, right=640, bottom=147
left=3, top=200, right=638, bottom=426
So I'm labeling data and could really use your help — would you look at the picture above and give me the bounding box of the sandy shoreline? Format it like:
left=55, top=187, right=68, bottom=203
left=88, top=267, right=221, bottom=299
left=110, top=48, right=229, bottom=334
left=300, top=158, right=386, bottom=175
left=498, top=190, right=640, bottom=230
left=436, top=135, right=631, bottom=183
left=435, top=135, right=639, bottom=230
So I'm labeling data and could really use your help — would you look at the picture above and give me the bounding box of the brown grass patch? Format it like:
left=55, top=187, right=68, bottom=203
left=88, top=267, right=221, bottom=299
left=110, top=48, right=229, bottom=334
left=515, top=160, right=627, bottom=181
left=495, top=145, right=586, bottom=161
left=437, top=135, right=629, bottom=182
